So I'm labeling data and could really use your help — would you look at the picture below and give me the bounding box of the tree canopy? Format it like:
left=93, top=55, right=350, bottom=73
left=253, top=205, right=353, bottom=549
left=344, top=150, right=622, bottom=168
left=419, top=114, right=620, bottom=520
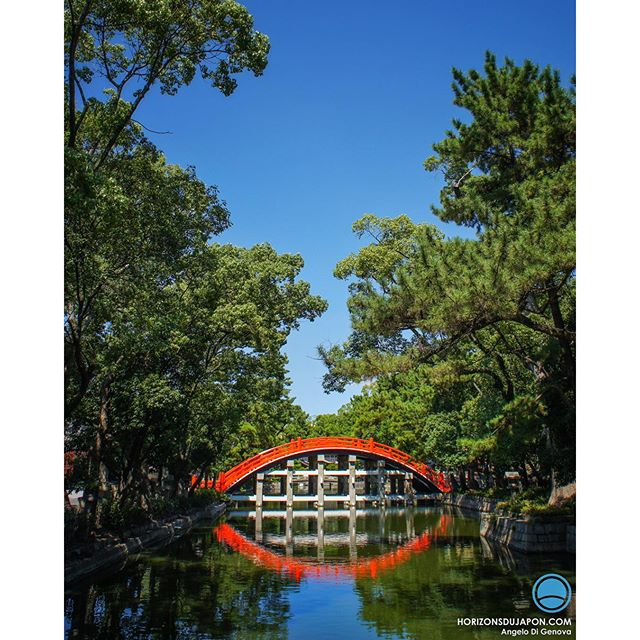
left=320, top=53, right=575, bottom=494
left=65, top=0, right=270, bottom=164
left=64, top=1, right=329, bottom=532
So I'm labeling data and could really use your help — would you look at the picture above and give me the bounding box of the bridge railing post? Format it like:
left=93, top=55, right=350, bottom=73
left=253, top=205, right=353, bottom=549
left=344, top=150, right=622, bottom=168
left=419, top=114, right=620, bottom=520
left=255, top=472, right=264, bottom=543
left=308, top=454, right=317, bottom=498
left=377, top=459, right=386, bottom=506
left=286, top=459, right=294, bottom=509
left=348, top=454, right=357, bottom=508
left=404, top=472, right=414, bottom=505
left=255, top=472, right=264, bottom=511
left=337, top=454, right=348, bottom=497
left=317, top=454, right=325, bottom=508
left=364, top=458, right=374, bottom=495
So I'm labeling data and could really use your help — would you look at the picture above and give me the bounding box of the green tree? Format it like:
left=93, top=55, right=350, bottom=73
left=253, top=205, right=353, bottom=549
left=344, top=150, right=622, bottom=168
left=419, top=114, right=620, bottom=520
left=65, top=0, right=269, bottom=418
left=67, top=243, right=326, bottom=518
left=64, top=2, right=328, bottom=531
left=320, top=54, right=575, bottom=494
left=65, top=0, right=269, bottom=164
left=64, top=137, right=230, bottom=419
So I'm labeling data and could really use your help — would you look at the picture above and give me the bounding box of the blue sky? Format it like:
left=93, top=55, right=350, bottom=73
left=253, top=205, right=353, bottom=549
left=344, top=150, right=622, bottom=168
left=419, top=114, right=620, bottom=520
left=137, top=0, right=576, bottom=416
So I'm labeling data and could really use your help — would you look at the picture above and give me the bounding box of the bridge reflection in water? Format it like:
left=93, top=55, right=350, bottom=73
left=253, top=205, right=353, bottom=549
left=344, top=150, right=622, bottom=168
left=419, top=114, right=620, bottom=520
left=216, top=508, right=453, bottom=582
left=65, top=506, right=576, bottom=639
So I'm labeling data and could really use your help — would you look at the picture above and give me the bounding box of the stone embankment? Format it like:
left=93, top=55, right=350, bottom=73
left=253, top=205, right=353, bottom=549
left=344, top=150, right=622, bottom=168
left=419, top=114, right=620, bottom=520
left=428, top=493, right=575, bottom=554
left=479, top=511, right=575, bottom=553
left=65, top=502, right=226, bottom=586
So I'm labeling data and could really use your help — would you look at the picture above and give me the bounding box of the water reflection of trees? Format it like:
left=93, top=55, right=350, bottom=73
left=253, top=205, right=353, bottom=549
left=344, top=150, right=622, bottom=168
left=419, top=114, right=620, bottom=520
left=66, top=511, right=575, bottom=639
left=354, top=531, right=575, bottom=640
left=65, top=528, right=296, bottom=639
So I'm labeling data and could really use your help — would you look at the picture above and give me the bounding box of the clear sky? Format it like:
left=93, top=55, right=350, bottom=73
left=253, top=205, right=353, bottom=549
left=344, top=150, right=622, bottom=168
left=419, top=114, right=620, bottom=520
left=136, top=0, right=576, bottom=417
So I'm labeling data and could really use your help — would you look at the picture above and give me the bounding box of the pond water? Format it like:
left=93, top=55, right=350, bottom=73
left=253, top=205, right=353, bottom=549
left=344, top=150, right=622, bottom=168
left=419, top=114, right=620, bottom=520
left=65, top=506, right=576, bottom=639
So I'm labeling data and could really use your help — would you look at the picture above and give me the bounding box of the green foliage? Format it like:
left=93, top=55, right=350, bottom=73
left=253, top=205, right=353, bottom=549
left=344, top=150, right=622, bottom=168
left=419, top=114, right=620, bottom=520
left=190, top=488, right=224, bottom=507
left=98, top=497, right=149, bottom=532
left=66, top=0, right=270, bottom=160
left=64, top=1, right=328, bottom=535
left=425, top=52, right=575, bottom=231
left=320, top=53, right=575, bottom=493
left=146, top=495, right=178, bottom=519
left=518, top=502, right=575, bottom=517
left=496, top=487, right=575, bottom=516
left=65, top=240, right=327, bottom=513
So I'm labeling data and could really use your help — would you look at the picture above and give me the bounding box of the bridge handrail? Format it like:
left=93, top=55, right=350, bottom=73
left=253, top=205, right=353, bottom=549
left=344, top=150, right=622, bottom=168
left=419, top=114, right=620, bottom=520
left=214, top=436, right=451, bottom=493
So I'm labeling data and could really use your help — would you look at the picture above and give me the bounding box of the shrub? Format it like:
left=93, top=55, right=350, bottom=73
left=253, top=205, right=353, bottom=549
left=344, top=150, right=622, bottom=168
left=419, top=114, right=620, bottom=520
left=190, top=487, right=222, bottom=507
left=148, top=495, right=179, bottom=518
left=98, top=498, right=149, bottom=532
left=496, top=486, right=575, bottom=516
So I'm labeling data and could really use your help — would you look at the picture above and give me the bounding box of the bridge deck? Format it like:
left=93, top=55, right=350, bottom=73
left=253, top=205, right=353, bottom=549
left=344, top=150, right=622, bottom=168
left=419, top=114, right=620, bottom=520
left=226, top=454, right=432, bottom=509
left=260, top=468, right=409, bottom=477
left=228, top=506, right=424, bottom=518
left=229, top=493, right=429, bottom=503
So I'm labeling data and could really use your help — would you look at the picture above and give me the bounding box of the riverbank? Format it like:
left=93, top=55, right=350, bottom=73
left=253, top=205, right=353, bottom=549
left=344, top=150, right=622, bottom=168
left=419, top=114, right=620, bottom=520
left=427, top=492, right=575, bottom=554
left=65, top=501, right=227, bottom=586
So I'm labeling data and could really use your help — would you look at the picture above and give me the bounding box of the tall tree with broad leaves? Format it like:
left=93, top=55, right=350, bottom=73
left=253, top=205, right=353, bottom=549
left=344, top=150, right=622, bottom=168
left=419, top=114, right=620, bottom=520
left=65, top=0, right=270, bottom=165
left=65, top=1, right=270, bottom=420
left=64, top=2, right=328, bottom=532
left=67, top=243, right=326, bottom=516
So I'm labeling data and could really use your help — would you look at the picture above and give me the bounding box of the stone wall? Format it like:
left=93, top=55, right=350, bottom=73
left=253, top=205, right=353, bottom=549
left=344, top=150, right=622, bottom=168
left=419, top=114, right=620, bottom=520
left=566, top=524, right=576, bottom=554
left=428, top=492, right=575, bottom=554
left=431, top=492, right=502, bottom=514
left=479, top=513, right=574, bottom=553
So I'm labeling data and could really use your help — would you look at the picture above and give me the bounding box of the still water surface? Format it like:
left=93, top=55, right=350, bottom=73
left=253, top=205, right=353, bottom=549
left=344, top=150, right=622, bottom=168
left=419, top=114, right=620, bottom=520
left=65, top=507, right=575, bottom=639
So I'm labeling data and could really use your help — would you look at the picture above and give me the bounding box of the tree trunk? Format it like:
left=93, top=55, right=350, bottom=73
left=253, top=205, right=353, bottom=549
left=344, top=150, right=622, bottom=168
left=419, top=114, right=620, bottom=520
left=119, top=424, right=149, bottom=503
left=467, top=464, right=480, bottom=490
left=157, top=464, right=164, bottom=493
left=519, top=459, right=529, bottom=488
left=84, top=376, right=113, bottom=533
left=526, top=457, right=543, bottom=486
left=96, top=380, right=111, bottom=493
left=494, top=465, right=505, bottom=489
left=188, top=465, right=207, bottom=496
left=548, top=285, right=575, bottom=388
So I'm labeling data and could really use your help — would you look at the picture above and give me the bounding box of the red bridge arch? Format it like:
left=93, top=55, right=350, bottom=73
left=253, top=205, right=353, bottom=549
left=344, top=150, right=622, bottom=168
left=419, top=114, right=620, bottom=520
left=213, top=437, right=451, bottom=493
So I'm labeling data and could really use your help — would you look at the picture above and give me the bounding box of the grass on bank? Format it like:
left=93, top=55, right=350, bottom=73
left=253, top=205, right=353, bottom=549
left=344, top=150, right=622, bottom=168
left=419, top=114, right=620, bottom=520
left=462, top=486, right=575, bottom=516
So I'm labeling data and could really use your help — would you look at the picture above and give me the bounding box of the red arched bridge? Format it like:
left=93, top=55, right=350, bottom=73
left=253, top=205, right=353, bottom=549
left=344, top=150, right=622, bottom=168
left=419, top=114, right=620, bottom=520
left=194, top=437, right=451, bottom=506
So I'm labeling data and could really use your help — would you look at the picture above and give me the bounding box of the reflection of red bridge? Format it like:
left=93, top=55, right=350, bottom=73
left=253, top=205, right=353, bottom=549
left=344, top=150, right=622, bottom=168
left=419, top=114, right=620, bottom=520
left=210, top=437, right=451, bottom=497
left=214, top=514, right=451, bottom=582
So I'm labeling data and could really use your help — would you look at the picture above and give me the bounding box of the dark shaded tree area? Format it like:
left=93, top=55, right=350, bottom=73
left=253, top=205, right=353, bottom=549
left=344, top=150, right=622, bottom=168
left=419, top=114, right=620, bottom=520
left=64, top=0, right=326, bottom=534
left=319, top=53, right=575, bottom=499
